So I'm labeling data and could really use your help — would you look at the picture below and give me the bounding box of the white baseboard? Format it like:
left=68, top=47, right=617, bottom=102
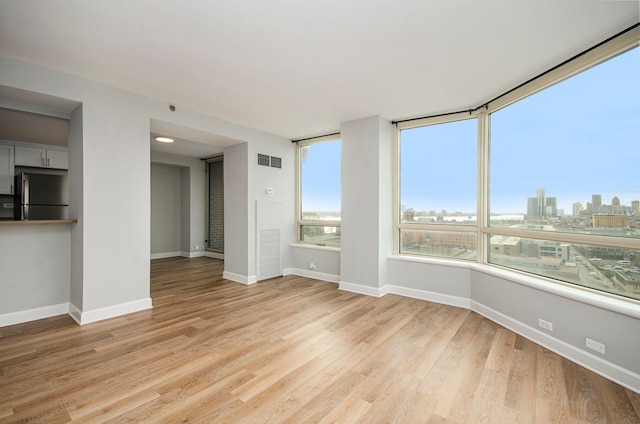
left=150, top=251, right=181, bottom=260
left=181, top=251, right=205, bottom=258
left=339, top=280, right=389, bottom=297
left=287, top=268, right=340, bottom=283
left=471, top=300, right=640, bottom=394
left=223, top=271, right=257, bottom=285
left=0, top=303, right=70, bottom=327
left=388, top=285, right=471, bottom=309
left=205, top=251, right=224, bottom=260
left=69, top=297, right=153, bottom=325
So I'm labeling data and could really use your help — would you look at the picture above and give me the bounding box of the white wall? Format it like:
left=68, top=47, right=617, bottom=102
left=0, top=225, right=71, bottom=325
left=150, top=163, right=182, bottom=256
left=289, top=244, right=340, bottom=283
left=0, top=56, right=292, bottom=324
left=151, top=151, right=206, bottom=258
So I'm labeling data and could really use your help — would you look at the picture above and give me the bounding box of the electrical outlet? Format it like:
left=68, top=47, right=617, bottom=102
left=309, top=262, right=316, bottom=270
left=586, top=338, right=605, bottom=354
left=538, top=318, right=553, bottom=332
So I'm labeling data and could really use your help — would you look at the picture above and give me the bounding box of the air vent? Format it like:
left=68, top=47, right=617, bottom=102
left=258, top=153, right=270, bottom=167
left=258, top=153, right=282, bottom=169
left=270, top=156, right=282, bottom=169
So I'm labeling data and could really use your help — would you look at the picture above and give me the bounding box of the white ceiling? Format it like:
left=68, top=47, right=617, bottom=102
left=0, top=0, right=638, bottom=144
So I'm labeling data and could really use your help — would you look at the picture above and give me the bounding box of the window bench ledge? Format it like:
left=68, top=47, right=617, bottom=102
left=389, top=254, right=640, bottom=320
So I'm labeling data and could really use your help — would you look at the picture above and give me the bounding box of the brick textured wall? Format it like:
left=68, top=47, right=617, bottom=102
left=208, top=160, right=224, bottom=252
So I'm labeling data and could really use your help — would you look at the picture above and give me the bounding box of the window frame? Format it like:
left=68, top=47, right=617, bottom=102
left=394, top=111, right=482, bottom=259
left=296, top=134, right=341, bottom=247
left=393, top=25, right=640, bottom=300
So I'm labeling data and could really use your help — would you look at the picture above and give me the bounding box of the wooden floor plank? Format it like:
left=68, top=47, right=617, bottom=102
left=0, top=256, right=638, bottom=423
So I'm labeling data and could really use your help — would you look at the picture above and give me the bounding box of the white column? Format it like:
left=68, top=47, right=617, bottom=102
left=340, top=116, right=393, bottom=295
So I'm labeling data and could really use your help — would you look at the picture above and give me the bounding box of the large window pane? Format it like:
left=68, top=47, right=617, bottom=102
left=300, top=225, right=341, bottom=245
left=488, top=234, right=640, bottom=301
left=489, top=47, right=640, bottom=239
left=300, top=140, right=341, bottom=221
left=298, top=137, right=341, bottom=246
left=400, top=118, right=477, bottom=224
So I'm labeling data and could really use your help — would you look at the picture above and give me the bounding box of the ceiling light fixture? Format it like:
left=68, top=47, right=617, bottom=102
left=155, top=136, right=174, bottom=143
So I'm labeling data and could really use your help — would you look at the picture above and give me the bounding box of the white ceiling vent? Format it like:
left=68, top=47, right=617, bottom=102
left=258, top=153, right=282, bottom=169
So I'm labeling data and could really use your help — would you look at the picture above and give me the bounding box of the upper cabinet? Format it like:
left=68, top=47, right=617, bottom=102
left=0, top=144, right=15, bottom=195
left=14, top=145, right=68, bottom=170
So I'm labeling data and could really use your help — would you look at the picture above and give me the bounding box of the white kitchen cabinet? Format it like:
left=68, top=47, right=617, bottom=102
left=46, top=149, right=68, bottom=169
left=14, top=145, right=68, bottom=170
left=0, top=144, right=15, bottom=194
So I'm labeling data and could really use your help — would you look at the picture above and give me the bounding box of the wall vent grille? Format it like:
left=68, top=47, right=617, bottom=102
left=258, top=153, right=282, bottom=169
left=270, top=156, right=282, bottom=169
left=257, top=153, right=270, bottom=167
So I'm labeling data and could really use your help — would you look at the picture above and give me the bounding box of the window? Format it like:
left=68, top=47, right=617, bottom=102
left=487, top=42, right=640, bottom=300
left=297, top=135, right=341, bottom=246
left=397, top=115, right=478, bottom=260
left=394, top=26, right=640, bottom=301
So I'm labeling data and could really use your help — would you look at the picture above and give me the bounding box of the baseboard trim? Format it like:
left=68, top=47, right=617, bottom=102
left=339, top=281, right=389, bottom=297
left=181, top=251, right=205, bottom=258
left=0, top=303, right=70, bottom=327
left=288, top=268, right=340, bottom=283
left=150, top=251, right=181, bottom=260
left=205, top=251, right=224, bottom=260
left=471, top=300, right=640, bottom=394
left=70, top=297, right=153, bottom=326
left=388, top=285, right=471, bottom=309
left=223, top=271, right=257, bottom=285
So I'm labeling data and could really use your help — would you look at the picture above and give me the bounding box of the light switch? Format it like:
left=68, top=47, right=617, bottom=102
left=265, top=187, right=274, bottom=196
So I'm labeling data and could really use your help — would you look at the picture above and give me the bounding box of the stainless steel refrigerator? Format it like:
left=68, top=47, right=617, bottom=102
left=15, top=172, right=69, bottom=220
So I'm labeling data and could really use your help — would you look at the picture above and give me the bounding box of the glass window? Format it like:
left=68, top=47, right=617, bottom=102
left=399, top=118, right=477, bottom=224
left=489, top=47, right=640, bottom=238
left=298, top=137, right=341, bottom=245
left=397, top=117, right=478, bottom=259
left=487, top=235, right=640, bottom=301
left=393, top=29, right=639, bottom=301
left=400, top=229, right=477, bottom=260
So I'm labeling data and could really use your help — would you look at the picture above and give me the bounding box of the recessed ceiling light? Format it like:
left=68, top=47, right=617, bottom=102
left=154, top=136, right=174, bottom=143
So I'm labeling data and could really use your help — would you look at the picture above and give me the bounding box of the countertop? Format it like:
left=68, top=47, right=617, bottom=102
left=0, top=219, right=77, bottom=226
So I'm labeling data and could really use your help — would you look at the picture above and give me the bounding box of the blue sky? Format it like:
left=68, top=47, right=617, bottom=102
left=300, top=140, right=341, bottom=213
left=303, top=46, right=639, bottom=215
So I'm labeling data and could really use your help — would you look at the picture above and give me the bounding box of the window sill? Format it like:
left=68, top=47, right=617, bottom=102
left=389, top=254, right=640, bottom=320
left=291, top=243, right=340, bottom=253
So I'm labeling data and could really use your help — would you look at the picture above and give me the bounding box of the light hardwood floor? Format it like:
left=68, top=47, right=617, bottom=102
left=1, top=256, right=639, bottom=423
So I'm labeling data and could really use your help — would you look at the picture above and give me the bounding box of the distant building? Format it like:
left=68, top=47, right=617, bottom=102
left=402, top=208, right=415, bottom=222
left=592, top=194, right=602, bottom=209
left=526, top=188, right=548, bottom=217
left=573, top=202, right=583, bottom=217
left=490, top=235, right=520, bottom=256
left=593, top=214, right=628, bottom=228
left=527, top=197, right=539, bottom=216
left=632, top=200, right=639, bottom=215
left=538, top=242, right=570, bottom=260
left=430, top=232, right=477, bottom=250
left=537, top=188, right=546, bottom=216
left=612, top=196, right=621, bottom=214
left=546, top=197, right=557, bottom=217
